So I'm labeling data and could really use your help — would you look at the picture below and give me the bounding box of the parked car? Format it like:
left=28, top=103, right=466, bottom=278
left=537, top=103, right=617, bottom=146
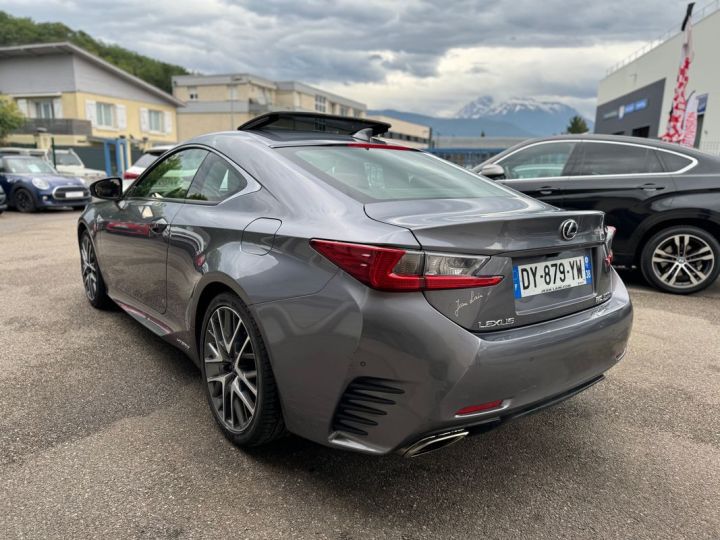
left=79, top=112, right=632, bottom=457
left=0, top=155, right=90, bottom=212
left=51, top=149, right=105, bottom=184
left=0, top=147, right=47, bottom=159
left=475, top=134, right=720, bottom=294
left=0, top=147, right=104, bottom=185
left=122, top=145, right=174, bottom=191
left=0, top=184, right=7, bottom=214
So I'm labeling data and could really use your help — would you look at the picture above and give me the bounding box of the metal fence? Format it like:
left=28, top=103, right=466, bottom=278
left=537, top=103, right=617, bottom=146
left=606, top=0, right=720, bottom=75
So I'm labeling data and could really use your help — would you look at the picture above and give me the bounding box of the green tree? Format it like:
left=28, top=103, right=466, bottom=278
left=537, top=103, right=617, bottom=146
left=566, top=115, right=589, bottom=134
left=0, top=98, right=25, bottom=142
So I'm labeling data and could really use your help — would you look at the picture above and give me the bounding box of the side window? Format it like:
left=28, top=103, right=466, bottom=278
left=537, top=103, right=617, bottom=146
left=657, top=150, right=693, bottom=173
left=185, top=153, right=248, bottom=202
left=498, top=142, right=578, bottom=179
left=130, top=148, right=208, bottom=199
left=575, top=143, right=658, bottom=176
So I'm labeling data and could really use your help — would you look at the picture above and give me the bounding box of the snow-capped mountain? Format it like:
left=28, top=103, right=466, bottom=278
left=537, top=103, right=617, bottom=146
left=455, top=96, right=593, bottom=135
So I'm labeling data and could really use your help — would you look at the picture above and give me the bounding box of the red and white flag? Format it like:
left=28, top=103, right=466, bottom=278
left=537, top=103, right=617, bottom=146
left=661, top=3, right=695, bottom=143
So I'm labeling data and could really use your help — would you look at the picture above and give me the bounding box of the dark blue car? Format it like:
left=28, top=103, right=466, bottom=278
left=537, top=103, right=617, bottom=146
left=0, top=155, right=90, bottom=212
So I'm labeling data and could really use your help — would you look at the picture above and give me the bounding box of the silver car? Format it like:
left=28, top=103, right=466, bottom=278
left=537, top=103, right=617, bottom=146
left=79, top=112, right=632, bottom=457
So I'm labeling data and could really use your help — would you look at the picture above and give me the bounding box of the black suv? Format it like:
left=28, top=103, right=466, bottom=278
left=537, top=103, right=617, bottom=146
left=475, top=134, right=720, bottom=294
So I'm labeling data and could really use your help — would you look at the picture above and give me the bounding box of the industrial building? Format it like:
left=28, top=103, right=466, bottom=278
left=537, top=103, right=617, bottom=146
left=368, top=114, right=431, bottom=149
left=596, top=2, right=720, bottom=154
left=427, top=136, right=527, bottom=168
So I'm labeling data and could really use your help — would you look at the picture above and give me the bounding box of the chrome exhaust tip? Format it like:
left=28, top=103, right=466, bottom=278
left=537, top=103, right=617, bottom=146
left=403, top=429, right=469, bottom=458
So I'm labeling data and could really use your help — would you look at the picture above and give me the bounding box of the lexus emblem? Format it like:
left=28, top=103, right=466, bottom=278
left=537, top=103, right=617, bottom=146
left=560, top=219, right=579, bottom=241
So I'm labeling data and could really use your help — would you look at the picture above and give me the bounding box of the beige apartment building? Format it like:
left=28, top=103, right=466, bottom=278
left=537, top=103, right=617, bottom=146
left=173, top=74, right=367, bottom=140
left=0, top=42, right=182, bottom=148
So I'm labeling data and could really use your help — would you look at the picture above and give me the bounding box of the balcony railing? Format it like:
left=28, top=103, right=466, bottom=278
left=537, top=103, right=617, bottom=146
left=13, top=118, right=93, bottom=136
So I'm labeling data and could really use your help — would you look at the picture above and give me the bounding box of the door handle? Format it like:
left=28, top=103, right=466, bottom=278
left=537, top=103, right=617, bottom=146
left=639, top=183, right=665, bottom=191
left=539, top=186, right=557, bottom=195
left=149, top=218, right=168, bottom=234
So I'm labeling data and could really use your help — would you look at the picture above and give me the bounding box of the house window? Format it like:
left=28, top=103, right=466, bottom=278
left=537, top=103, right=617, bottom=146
left=315, top=95, right=327, bottom=113
left=188, top=86, right=198, bottom=100
left=148, top=110, right=164, bottom=132
left=340, top=105, right=349, bottom=116
left=34, top=100, right=55, bottom=119
left=96, top=102, right=115, bottom=128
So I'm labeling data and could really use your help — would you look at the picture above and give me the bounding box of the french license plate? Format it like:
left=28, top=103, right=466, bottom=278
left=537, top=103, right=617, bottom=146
left=64, top=191, right=85, bottom=199
left=513, top=255, right=592, bottom=298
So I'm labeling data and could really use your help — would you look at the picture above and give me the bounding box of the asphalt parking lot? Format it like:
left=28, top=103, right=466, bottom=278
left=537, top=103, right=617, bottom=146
left=0, top=209, right=718, bottom=539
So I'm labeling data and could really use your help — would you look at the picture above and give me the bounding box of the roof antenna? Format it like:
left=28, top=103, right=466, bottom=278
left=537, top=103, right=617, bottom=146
left=353, top=127, right=374, bottom=142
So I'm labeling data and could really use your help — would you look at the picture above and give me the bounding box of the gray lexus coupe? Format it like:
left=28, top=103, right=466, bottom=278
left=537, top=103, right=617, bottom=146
left=79, top=113, right=633, bottom=457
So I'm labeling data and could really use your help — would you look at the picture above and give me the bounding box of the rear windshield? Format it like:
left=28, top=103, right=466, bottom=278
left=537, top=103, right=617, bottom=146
left=277, top=146, right=510, bottom=202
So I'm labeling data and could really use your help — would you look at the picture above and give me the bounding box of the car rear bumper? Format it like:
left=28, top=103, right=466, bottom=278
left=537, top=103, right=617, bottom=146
left=253, top=268, right=633, bottom=455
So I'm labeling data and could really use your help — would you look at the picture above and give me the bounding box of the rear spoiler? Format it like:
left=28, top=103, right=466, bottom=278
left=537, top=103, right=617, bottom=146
left=237, top=112, right=391, bottom=137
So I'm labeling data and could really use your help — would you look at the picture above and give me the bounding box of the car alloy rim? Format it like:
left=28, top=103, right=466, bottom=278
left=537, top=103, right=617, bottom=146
left=80, top=236, right=98, bottom=301
left=651, top=234, right=715, bottom=289
left=204, top=306, right=258, bottom=432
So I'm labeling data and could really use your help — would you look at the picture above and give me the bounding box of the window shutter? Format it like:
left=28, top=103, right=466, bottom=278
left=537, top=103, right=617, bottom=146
left=85, top=100, right=97, bottom=127
left=116, top=104, right=127, bottom=129
left=53, top=98, right=63, bottom=119
left=16, top=98, right=28, bottom=117
left=163, top=111, right=173, bottom=134
left=140, top=108, right=149, bottom=132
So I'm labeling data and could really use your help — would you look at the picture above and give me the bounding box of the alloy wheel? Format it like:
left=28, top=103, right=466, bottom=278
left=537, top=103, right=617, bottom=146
left=204, top=306, right=259, bottom=432
left=651, top=233, right=715, bottom=289
left=80, top=235, right=98, bottom=301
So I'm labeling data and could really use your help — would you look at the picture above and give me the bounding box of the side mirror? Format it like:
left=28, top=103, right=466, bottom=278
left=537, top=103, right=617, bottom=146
left=90, top=177, right=123, bottom=200
left=479, top=163, right=506, bottom=179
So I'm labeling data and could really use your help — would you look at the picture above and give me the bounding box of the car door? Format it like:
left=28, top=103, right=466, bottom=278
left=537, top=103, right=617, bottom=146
left=164, top=151, right=265, bottom=325
left=495, top=140, right=581, bottom=206
left=558, top=141, right=676, bottom=257
left=95, top=147, right=209, bottom=314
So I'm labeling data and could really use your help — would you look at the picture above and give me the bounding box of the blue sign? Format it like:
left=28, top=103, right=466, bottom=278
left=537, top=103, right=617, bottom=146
left=698, top=93, right=708, bottom=114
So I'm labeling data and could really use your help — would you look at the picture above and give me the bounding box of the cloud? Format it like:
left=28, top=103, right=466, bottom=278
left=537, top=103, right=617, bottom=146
left=0, top=0, right=692, bottom=114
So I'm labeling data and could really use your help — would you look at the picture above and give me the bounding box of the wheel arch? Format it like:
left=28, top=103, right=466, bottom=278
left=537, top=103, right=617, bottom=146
left=77, top=220, right=90, bottom=243
left=634, top=214, right=720, bottom=265
left=190, top=274, right=254, bottom=356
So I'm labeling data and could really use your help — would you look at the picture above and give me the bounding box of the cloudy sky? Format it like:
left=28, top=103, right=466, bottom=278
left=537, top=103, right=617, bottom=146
left=0, top=0, right=697, bottom=117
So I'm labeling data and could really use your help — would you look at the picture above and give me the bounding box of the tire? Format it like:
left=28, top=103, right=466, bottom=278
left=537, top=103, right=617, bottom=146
left=79, top=231, right=114, bottom=309
left=14, top=188, right=36, bottom=213
left=640, top=225, right=720, bottom=294
left=200, top=292, right=285, bottom=447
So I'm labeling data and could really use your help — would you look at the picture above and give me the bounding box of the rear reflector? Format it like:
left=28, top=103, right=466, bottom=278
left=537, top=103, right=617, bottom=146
left=455, top=400, right=504, bottom=416
left=310, top=239, right=503, bottom=292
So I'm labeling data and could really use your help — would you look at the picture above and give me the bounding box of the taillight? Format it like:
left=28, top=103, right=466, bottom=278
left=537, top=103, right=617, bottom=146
left=604, top=226, right=616, bottom=269
left=310, top=239, right=503, bottom=292
left=123, top=171, right=138, bottom=180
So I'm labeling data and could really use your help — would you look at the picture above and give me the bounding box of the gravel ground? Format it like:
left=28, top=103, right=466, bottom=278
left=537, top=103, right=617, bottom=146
left=1, top=210, right=718, bottom=540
